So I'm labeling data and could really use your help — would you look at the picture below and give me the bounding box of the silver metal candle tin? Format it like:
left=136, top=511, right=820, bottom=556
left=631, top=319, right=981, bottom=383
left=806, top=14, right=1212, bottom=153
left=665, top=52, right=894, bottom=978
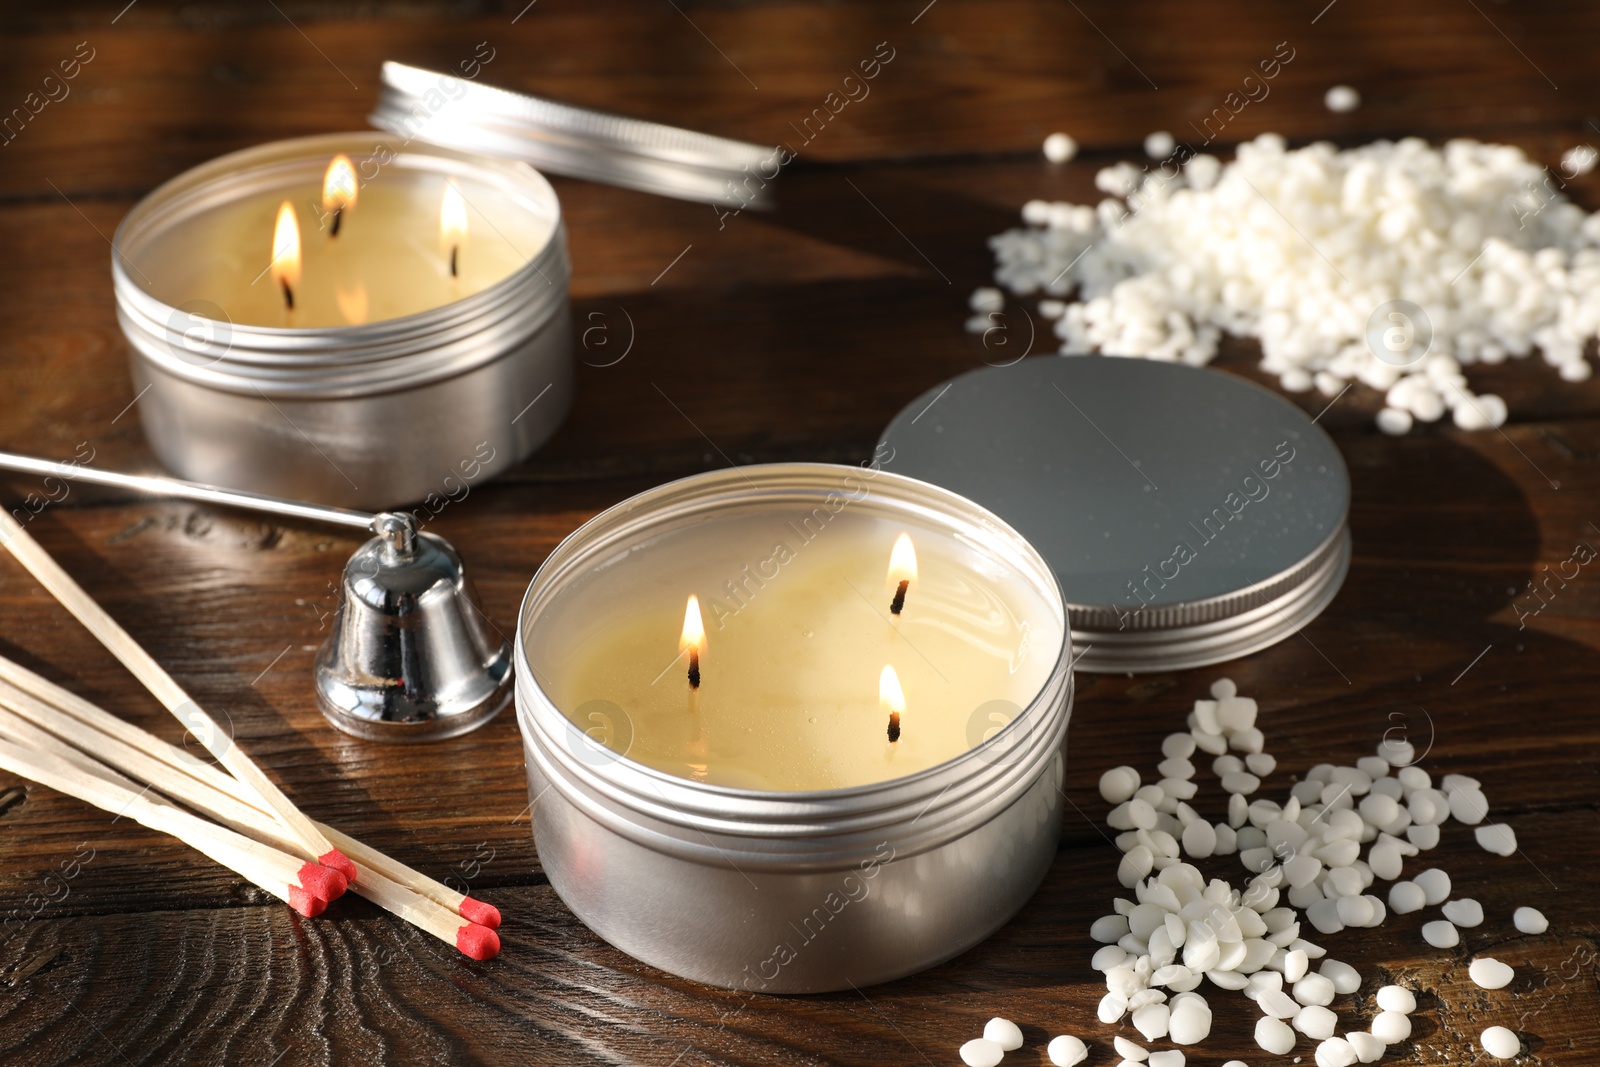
left=880, top=358, right=1352, bottom=674
left=515, top=464, right=1073, bottom=992
left=112, top=132, right=572, bottom=511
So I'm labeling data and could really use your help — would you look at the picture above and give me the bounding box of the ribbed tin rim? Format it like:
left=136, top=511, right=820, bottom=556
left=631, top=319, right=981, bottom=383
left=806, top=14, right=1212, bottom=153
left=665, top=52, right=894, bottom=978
left=514, top=463, right=1074, bottom=870
left=1071, top=523, right=1351, bottom=673
left=112, top=132, right=569, bottom=400
left=371, top=61, right=777, bottom=208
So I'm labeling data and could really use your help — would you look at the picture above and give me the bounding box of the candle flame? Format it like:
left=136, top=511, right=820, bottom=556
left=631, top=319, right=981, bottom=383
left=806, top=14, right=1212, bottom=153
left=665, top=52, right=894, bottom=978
left=680, top=595, right=706, bottom=653
left=321, top=154, right=358, bottom=219
left=887, top=532, right=918, bottom=586
left=440, top=178, right=467, bottom=272
left=879, top=664, right=905, bottom=715
left=270, top=200, right=301, bottom=303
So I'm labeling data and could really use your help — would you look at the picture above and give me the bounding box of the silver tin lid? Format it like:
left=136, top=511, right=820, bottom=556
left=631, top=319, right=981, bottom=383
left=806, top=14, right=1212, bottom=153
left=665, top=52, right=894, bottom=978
left=370, top=61, right=776, bottom=208
left=879, top=358, right=1351, bottom=674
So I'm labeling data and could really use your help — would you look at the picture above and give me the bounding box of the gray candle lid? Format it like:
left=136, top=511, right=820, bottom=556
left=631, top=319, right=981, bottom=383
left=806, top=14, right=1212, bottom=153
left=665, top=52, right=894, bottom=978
left=370, top=62, right=775, bottom=209
left=879, top=358, right=1351, bottom=673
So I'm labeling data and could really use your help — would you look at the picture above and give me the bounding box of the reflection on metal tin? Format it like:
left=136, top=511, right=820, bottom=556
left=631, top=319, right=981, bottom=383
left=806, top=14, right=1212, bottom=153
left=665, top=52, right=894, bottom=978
left=372, top=61, right=778, bottom=209
left=880, top=358, right=1351, bottom=673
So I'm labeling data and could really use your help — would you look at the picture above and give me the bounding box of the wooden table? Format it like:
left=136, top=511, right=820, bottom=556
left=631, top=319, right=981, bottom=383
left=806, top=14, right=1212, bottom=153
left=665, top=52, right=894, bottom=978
left=2, top=1, right=1598, bottom=1063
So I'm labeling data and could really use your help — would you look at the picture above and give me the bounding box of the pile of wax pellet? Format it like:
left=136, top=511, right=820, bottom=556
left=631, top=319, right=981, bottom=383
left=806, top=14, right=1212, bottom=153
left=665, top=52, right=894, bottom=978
left=1073, top=678, right=1543, bottom=1064
left=969, top=133, right=1600, bottom=434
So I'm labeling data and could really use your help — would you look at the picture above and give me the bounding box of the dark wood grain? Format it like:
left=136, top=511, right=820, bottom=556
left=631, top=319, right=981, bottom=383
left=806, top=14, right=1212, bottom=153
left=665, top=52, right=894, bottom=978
left=2, top=0, right=1599, bottom=1064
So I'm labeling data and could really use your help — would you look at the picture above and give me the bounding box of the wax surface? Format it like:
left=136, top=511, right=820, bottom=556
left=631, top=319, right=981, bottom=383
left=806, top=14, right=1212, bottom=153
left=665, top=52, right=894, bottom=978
left=529, top=508, right=1064, bottom=791
left=136, top=165, right=554, bottom=328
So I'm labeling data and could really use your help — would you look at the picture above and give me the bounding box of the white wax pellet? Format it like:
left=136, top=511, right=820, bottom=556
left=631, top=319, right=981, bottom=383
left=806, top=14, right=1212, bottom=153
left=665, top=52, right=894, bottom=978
left=1099, top=991, right=1128, bottom=1023
left=1163, top=732, right=1198, bottom=759
left=1246, top=752, right=1277, bottom=777
left=1475, top=823, right=1518, bottom=856
left=1158, top=757, right=1197, bottom=780
left=960, top=1038, right=1005, bottom=1067
left=1356, top=756, right=1391, bottom=780
left=1093, top=945, right=1129, bottom=971
left=1258, top=989, right=1300, bottom=1018
left=1148, top=1051, right=1185, bottom=1067
left=1182, top=819, right=1218, bottom=859
left=1043, top=132, right=1078, bottom=163
left=1283, top=949, right=1309, bottom=984
left=1347, top=1032, right=1386, bottom=1063
left=984, top=1017, right=1024, bottom=1051
left=1422, top=919, right=1459, bottom=947
left=1376, top=985, right=1415, bottom=1013
left=1448, top=786, right=1489, bottom=824
left=1293, top=973, right=1336, bottom=1007
left=1048, top=1035, right=1089, bottom=1067
left=1388, top=880, right=1426, bottom=914
left=1214, top=755, right=1245, bottom=776
left=1132, top=1002, right=1171, bottom=1041
left=1305, top=899, right=1344, bottom=935
left=1293, top=1004, right=1338, bottom=1040
left=1406, top=823, right=1440, bottom=850
left=1144, top=131, right=1176, bottom=160
left=1020, top=198, right=1051, bottom=225
left=1376, top=407, right=1413, bottom=435
left=969, top=287, right=1005, bottom=314
left=1222, top=772, right=1262, bottom=795
left=1128, top=799, right=1159, bottom=830
left=1367, top=841, right=1404, bottom=882
left=1315, top=1037, right=1357, bottom=1067
left=1319, top=959, right=1361, bottom=995
left=1563, top=144, right=1599, bottom=177
left=1370, top=1011, right=1412, bottom=1044
left=1514, top=906, right=1548, bottom=934
left=1442, top=898, right=1484, bottom=927
left=1468, top=957, right=1514, bottom=989
left=1222, top=1062, right=1248, bottom=1067
left=1216, top=697, right=1257, bottom=730
left=1130, top=989, right=1168, bottom=1010
left=1334, top=895, right=1375, bottom=930
left=1414, top=868, right=1451, bottom=905
left=1324, top=85, right=1361, bottom=112
left=1397, top=766, right=1430, bottom=792
left=1101, top=766, right=1142, bottom=804
left=1092, top=914, right=1131, bottom=943
left=1210, top=677, right=1237, bottom=699
left=1256, top=1015, right=1296, bottom=1055
left=1480, top=1025, right=1520, bottom=1059
left=1358, top=793, right=1400, bottom=827
left=1115, top=1035, right=1149, bottom=1061
left=1207, top=969, right=1250, bottom=990
left=1230, top=727, right=1266, bottom=755
left=1168, top=997, right=1212, bottom=1044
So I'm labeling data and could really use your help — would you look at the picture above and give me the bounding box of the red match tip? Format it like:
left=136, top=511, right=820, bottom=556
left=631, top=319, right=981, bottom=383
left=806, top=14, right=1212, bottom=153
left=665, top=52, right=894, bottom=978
left=296, top=861, right=349, bottom=902
left=458, top=896, right=502, bottom=930
left=288, top=886, right=327, bottom=918
left=319, top=849, right=358, bottom=884
left=455, top=923, right=501, bottom=960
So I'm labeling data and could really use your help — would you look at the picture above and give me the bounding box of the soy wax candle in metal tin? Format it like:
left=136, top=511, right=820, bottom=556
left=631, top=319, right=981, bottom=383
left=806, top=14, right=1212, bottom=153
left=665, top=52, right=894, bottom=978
left=112, top=132, right=572, bottom=510
left=514, top=463, right=1073, bottom=992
